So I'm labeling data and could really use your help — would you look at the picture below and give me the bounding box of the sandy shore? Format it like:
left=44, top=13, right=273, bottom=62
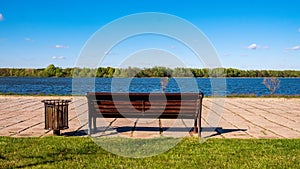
left=0, top=95, right=299, bottom=138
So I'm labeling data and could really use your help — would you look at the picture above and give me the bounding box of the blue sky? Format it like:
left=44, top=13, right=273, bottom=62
left=0, top=0, right=299, bottom=70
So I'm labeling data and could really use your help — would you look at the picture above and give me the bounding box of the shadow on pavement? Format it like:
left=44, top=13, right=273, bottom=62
left=202, top=127, right=247, bottom=138
left=60, top=127, right=247, bottom=138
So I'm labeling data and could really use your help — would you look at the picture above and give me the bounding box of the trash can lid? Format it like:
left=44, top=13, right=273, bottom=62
left=41, top=99, right=71, bottom=104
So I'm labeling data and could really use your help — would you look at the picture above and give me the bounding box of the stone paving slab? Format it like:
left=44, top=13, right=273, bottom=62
left=0, top=96, right=299, bottom=139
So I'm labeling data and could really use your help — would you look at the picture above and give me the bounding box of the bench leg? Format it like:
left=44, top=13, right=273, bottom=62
left=193, top=118, right=198, bottom=133
left=88, top=114, right=92, bottom=135
left=198, top=113, right=201, bottom=138
left=93, top=116, right=97, bottom=133
left=197, top=99, right=203, bottom=138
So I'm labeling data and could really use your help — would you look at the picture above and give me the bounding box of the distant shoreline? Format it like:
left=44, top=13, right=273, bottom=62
left=0, top=64, right=299, bottom=78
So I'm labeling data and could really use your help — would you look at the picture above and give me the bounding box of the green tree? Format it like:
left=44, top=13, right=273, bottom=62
left=44, top=64, right=57, bottom=77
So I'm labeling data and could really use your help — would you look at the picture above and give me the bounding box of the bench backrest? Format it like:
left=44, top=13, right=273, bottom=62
left=87, top=92, right=204, bottom=119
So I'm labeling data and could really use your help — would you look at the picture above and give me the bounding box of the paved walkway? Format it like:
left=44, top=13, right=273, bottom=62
left=0, top=96, right=299, bottom=138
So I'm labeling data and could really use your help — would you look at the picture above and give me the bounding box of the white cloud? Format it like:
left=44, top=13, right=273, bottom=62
left=24, top=37, right=34, bottom=42
left=55, top=45, right=69, bottom=48
left=246, top=44, right=270, bottom=50
left=52, top=56, right=65, bottom=59
left=0, top=13, right=3, bottom=21
left=286, top=45, right=300, bottom=51
left=247, top=43, right=258, bottom=50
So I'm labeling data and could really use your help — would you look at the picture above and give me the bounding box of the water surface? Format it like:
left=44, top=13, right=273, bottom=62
left=0, top=77, right=299, bottom=96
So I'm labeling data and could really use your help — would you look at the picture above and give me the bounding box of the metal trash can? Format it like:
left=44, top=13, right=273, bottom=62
left=42, top=100, right=71, bottom=135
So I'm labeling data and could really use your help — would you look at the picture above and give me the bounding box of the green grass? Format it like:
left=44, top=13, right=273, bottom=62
left=0, top=137, right=299, bottom=169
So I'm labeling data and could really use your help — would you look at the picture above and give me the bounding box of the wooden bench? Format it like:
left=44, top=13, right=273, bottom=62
left=86, top=92, right=204, bottom=137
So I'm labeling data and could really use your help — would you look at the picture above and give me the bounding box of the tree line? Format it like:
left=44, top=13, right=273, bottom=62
left=0, top=64, right=299, bottom=78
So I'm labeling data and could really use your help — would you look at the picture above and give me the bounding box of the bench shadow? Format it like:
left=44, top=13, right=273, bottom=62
left=117, top=126, right=194, bottom=132
left=61, top=127, right=247, bottom=137
left=202, top=127, right=247, bottom=138
left=117, top=126, right=247, bottom=133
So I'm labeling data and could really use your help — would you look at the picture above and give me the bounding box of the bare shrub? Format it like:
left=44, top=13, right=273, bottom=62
left=263, top=77, right=280, bottom=95
left=160, top=77, right=170, bottom=92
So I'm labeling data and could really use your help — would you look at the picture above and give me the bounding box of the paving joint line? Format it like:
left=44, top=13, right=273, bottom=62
left=225, top=101, right=286, bottom=138
left=252, top=101, right=300, bottom=117
left=69, top=101, right=87, bottom=111
left=237, top=101, right=297, bottom=123
left=0, top=114, right=40, bottom=130
left=0, top=102, right=41, bottom=116
left=9, top=121, right=43, bottom=136
left=206, top=100, right=261, bottom=138
left=235, top=101, right=300, bottom=133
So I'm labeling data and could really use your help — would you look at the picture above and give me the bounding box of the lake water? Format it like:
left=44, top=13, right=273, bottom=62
left=0, top=77, right=299, bottom=96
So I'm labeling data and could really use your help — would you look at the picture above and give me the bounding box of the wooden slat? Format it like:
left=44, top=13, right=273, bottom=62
left=98, top=113, right=195, bottom=119
left=95, top=105, right=196, bottom=111
left=95, top=107, right=196, bottom=112
left=94, top=100, right=197, bottom=105
left=87, top=92, right=203, bottom=102
left=96, top=109, right=196, bottom=114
